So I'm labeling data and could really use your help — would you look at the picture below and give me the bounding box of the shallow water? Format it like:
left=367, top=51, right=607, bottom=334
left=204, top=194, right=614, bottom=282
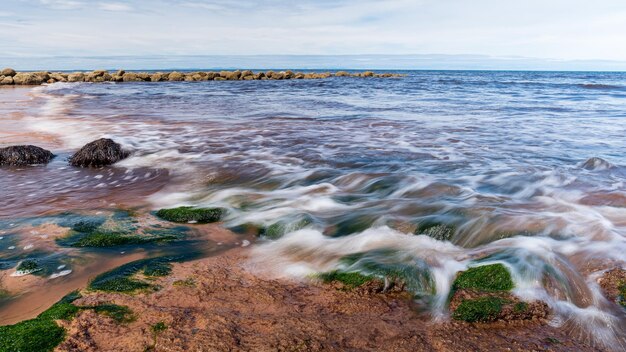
left=1, top=71, right=625, bottom=347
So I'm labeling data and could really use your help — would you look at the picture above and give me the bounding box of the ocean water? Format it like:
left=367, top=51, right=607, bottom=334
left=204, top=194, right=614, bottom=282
left=1, top=71, right=626, bottom=346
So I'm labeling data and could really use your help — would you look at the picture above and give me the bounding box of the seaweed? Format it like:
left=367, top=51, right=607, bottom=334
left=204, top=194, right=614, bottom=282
left=0, top=292, right=80, bottom=352
left=514, top=301, right=528, bottom=313
left=89, top=254, right=201, bottom=293
left=155, top=207, right=225, bottom=224
left=338, top=249, right=435, bottom=294
left=142, top=261, right=172, bottom=277
left=15, top=259, right=41, bottom=274
left=324, top=213, right=376, bottom=237
left=90, top=277, right=152, bottom=293
left=452, top=263, right=514, bottom=293
left=91, top=304, right=136, bottom=323
left=151, top=321, right=167, bottom=333
left=173, top=278, right=196, bottom=287
left=619, top=283, right=626, bottom=308
left=318, top=271, right=376, bottom=288
left=452, top=297, right=507, bottom=322
left=261, top=215, right=313, bottom=240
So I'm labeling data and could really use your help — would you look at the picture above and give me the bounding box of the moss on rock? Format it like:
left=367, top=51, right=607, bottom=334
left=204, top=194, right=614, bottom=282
left=0, top=292, right=80, bottom=352
left=156, top=206, right=225, bottom=224
left=15, top=259, right=41, bottom=274
left=318, top=270, right=376, bottom=288
left=91, top=304, right=135, bottom=323
left=89, top=277, right=151, bottom=293
left=452, top=263, right=514, bottom=293
left=452, top=297, right=507, bottom=323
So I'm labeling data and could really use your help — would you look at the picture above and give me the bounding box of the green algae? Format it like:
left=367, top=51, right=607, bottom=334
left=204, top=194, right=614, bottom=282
left=90, top=277, right=152, bottom=293
left=514, top=301, right=528, bottom=313
left=452, top=297, right=507, bottom=323
left=70, top=230, right=176, bottom=247
left=155, top=206, right=225, bottom=224
left=142, top=261, right=172, bottom=277
left=151, top=321, right=167, bottom=333
left=89, top=254, right=202, bottom=293
left=261, top=215, right=313, bottom=239
left=325, top=213, right=376, bottom=237
left=91, top=304, right=135, bottom=323
left=173, top=278, right=196, bottom=287
left=0, top=292, right=80, bottom=352
left=338, top=249, right=435, bottom=294
left=57, top=213, right=183, bottom=248
left=318, top=271, right=376, bottom=288
left=452, top=263, right=514, bottom=293
left=619, top=283, right=626, bottom=308
left=415, top=221, right=456, bottom=242
left=15, top=259, right=41, bottom=274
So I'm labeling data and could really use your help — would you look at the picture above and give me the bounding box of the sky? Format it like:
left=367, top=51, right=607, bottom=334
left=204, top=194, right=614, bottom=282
left=1, top=0, right=626, bottom=70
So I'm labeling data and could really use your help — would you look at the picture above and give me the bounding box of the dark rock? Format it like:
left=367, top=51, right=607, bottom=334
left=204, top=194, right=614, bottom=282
left=0, top=145, right=55, bottom=166
left=1, top=68, right=16, bottom=77
left=581, top=157, right=612, bottom=170
left=69, top=138, right=130, bottom=167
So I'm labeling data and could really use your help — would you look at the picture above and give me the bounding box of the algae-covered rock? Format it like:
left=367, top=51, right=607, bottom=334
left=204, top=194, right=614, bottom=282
left=449, top=263, right=549, bottom=323
left=156, top=206, right=225, bottom=224
left=15, top=259, right=42, bottom=275
left=597, top=267, right=626, bottom=309
left=452, top=296, right=507, bottom=323
left=319, top=270, right=377, bottom=288
left=69, top=138, right=130, bottom=167
left=0, top=145, right=54, bottom=166
left=0, top=292, right=80, bottom=352
left=452, top=263, right=514, bottom=292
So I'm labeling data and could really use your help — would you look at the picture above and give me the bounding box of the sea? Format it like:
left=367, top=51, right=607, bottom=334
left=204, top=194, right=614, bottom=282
left=0, top=70, right=625, bottom=347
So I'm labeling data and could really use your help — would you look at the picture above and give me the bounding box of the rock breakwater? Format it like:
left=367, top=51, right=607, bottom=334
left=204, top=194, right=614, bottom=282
left=0, top=68, right=403, bottom=85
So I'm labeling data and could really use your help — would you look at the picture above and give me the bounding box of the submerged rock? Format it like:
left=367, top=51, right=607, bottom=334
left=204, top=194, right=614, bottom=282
left=581, top=157, right=613, bottom=170
left=0, top=145, right=54, bottom=166
left=69, top=138, right=130, bottom=167
left=156, top=206, right=225, bottom=224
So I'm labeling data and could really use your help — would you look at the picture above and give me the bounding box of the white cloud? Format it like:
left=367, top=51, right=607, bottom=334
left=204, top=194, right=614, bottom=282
left=98, top=2, right=133, bottom=12
left=2, top=0, right=626, bottom=65
left=39, top=0, right=84, bottom=10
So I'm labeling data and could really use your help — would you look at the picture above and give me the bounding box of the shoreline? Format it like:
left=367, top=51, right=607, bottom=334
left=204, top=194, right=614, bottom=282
left=0, top=68, right=403, bottom=85
left=56, top=246, right=603, bottom=352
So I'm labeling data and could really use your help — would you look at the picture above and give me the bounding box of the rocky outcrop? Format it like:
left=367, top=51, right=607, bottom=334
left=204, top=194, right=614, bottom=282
left=0, top=145, right=55, bottom=166
left=69, top=138, right=130, bottom=168
left=597, top=267, right=626, bottom=308
left=0, top=68, right=404, bottom=85
left=448, top=264, right=549, bottom=323
left=1, top=68, right=17, bottom=77
left=581, top=157, right=613, bottom=170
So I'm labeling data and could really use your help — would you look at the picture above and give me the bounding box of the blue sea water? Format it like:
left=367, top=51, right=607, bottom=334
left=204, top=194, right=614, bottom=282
left=1, top=70, right=625, bottom=346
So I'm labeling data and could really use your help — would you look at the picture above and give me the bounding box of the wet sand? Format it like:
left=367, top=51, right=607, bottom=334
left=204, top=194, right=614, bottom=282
left=57, top=247, right=603, bottom=352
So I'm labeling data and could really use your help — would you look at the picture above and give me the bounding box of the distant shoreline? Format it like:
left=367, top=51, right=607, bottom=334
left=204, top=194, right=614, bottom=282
left=0, top=68, right=404, bottom=85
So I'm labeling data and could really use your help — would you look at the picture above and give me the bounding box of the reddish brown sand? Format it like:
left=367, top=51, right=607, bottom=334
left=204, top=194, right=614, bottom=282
left=56, top=248, right=603, bottom=352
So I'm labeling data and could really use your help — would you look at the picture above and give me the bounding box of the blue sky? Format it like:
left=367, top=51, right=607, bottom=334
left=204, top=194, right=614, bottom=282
left=1, top=1, right=626, bottom=69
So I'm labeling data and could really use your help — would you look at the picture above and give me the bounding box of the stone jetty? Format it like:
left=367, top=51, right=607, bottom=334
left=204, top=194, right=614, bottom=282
left=0, top=68, right=403, bottom=85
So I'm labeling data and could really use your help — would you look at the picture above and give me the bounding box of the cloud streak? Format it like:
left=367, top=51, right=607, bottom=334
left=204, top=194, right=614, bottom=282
left=1, top=0, right=626, bottom=65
